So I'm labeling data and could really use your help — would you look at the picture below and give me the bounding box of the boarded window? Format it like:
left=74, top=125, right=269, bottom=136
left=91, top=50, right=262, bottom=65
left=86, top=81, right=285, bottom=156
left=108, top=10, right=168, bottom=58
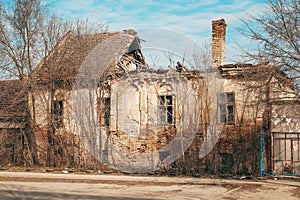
left=158, top=95, right=173, bottom=125
left=53, top=100, right=63, bottom=128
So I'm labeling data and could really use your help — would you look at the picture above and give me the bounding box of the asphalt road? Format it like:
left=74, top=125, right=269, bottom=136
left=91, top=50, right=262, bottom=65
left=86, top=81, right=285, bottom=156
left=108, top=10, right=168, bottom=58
left=0, top=172, right=299, bottom=199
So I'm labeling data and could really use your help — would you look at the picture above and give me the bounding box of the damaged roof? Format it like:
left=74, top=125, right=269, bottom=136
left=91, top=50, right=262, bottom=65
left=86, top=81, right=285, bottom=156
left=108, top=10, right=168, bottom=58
left=219, top=63, right=296, bottom=89
left=33, top=29, right=140, bottom=82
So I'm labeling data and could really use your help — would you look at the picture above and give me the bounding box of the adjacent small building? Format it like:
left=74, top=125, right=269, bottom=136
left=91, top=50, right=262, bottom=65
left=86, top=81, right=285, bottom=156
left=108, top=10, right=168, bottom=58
left=0, top=80, right=32, bottom=166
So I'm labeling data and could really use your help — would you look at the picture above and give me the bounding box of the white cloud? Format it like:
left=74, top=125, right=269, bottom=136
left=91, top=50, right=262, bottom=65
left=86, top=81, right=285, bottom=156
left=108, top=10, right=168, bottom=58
left=47, top=0, right=266, bottom=63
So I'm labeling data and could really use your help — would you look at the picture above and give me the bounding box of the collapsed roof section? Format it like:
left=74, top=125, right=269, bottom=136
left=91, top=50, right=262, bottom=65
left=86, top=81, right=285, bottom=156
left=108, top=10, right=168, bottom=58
left=30, top=26, right=296, bottom=93
left=32, top=29, right=147, bottom=83
left=218, top=63, right=296, bottom=90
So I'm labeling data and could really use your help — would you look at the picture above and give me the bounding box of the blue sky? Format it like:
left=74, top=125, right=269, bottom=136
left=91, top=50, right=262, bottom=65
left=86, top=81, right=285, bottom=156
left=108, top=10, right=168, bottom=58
left=47, top=0, right=267, bottom=67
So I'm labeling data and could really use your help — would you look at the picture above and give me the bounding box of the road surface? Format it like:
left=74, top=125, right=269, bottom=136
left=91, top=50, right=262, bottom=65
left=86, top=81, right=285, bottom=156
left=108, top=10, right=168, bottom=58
left=0, top=171, right=299, bottom=199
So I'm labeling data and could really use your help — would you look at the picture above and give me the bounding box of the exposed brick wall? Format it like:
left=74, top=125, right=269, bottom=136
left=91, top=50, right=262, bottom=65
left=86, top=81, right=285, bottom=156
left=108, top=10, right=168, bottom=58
left=212, top=19, right=227, bottom=68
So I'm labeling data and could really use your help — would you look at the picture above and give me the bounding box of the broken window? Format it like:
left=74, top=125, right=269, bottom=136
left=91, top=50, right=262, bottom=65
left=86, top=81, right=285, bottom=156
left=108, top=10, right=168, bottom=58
left=158, top=95, right=173, bottom=125
left=219, top=93, right=235, bottom=124
left=103, top=98, right=110, bottom=126
left=53, top=100, right=63, bottom=128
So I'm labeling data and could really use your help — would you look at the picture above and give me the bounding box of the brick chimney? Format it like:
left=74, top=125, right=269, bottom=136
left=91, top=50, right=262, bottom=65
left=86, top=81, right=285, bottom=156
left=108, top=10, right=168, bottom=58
left=212, top=18, right=227, bottom=68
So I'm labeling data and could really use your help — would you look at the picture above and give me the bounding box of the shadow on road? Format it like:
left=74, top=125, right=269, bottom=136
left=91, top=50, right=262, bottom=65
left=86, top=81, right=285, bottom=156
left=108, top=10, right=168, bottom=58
left=0, top=190, right=153, bottom=200
left=262, top=180, right=300, bottom=188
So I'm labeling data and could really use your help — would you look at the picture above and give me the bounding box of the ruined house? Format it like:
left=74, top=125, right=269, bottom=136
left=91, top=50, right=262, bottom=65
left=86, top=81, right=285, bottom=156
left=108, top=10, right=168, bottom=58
left=201, top=19, right=299, bottom=175
left=29, top=29, right=148, bottom=168
left=0, top=19, right=299, bottom=175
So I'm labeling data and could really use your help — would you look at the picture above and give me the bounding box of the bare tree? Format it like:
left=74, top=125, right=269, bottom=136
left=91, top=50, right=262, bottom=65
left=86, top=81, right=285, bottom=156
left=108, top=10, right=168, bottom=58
left=240, top=0, right=300, bottom=92
left=0, top=0, right=49, bottom=166
left=0, top=0, right=107, bottom=167
left=192, top=40, right=212, bottom=70
left=238, top=0, right=300, bottom=173
left=0, top=0, right=43, bottom=79
left=0, top=0, right=108, bottom=79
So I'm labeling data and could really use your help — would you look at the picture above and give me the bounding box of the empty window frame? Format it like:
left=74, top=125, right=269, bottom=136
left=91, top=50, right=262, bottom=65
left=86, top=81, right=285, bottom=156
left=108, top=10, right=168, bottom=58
left=53, top=100, right=63, bottom=128
left=103, top=98, right=110, bottom=126
left=219, top=93, right=235, bottom=124
left=158, top=95, right=174, bottom=125
left=221, top=153, right=233, bottom=166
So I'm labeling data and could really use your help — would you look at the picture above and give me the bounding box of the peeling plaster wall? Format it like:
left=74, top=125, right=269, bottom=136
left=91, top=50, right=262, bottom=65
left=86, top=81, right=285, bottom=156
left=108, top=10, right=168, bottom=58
left=30, top=86, right=103, bottom=167
left=269, top=77, right=298, bottom=101
left=223, top=78, right=299, bottom=175
left=29, top=89, right=76, bottom=134
left=272, top=104, right=300, bottom=133
left=272, top=104, right=300, bottom=175
left=223, top=79, right=266, bottom=125
left=29, top=90, right=51, bottom=127
left=28, top=67, right=300, bottom=173
left=107, top=70, right=202, bottom=171
left=110, top=70, right=200, bottom=135
left=223, top=77, right=298, bottom=125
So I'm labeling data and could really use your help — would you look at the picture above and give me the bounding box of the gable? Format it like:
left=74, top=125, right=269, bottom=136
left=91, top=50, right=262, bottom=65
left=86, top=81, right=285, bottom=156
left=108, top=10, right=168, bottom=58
left=32, top=30, right=140, bottom=83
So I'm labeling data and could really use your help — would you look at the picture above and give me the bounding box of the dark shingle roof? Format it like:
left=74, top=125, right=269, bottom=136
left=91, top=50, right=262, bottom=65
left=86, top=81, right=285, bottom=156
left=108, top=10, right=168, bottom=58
left=0, top=80, right=27, bottom=121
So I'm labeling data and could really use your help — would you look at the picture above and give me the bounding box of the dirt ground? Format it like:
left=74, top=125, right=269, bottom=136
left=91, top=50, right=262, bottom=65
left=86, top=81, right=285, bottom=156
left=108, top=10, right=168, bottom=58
left=0, top=171, right=299, bottom=200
